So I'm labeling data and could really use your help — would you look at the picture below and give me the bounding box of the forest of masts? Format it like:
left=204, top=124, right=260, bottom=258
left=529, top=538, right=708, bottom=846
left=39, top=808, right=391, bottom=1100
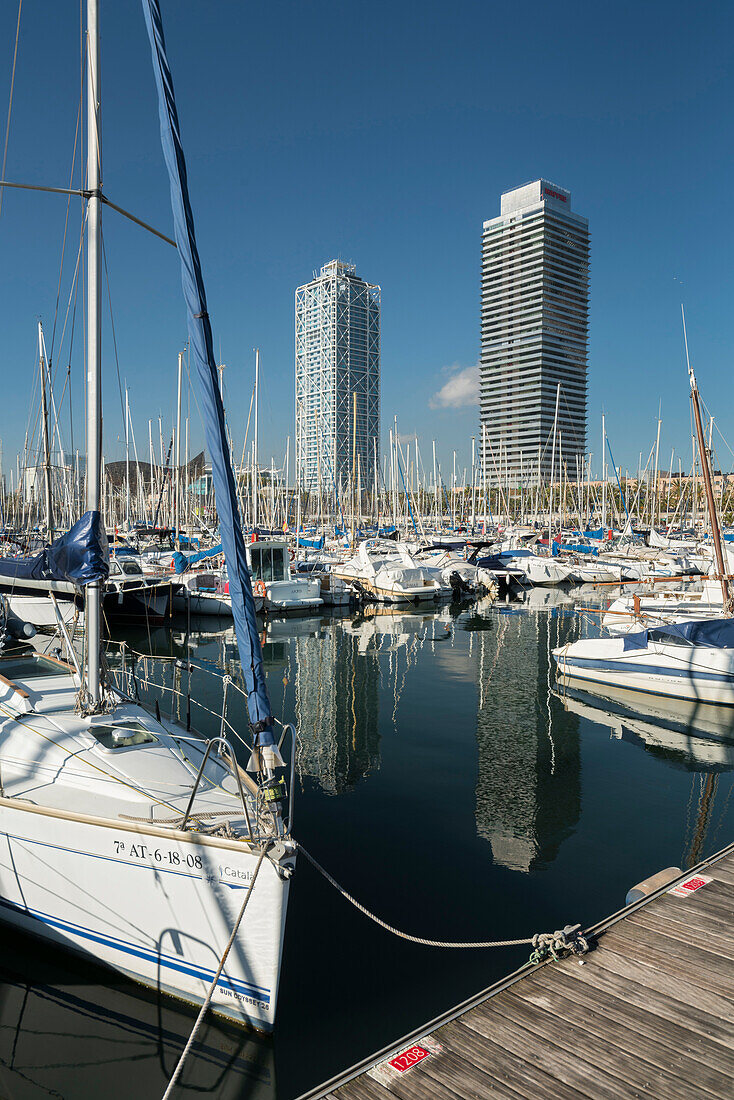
left=9, top=337, right=733, bottom=540
left=5, top=415, right=734, bottom=540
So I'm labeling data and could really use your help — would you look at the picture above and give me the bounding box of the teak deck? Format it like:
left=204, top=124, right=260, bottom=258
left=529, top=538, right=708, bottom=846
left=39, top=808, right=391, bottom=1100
left=301, top=844, right=734, bottom=1100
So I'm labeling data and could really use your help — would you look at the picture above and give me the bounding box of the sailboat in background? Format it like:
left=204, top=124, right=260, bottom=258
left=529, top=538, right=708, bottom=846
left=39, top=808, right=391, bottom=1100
left=0, top=0, right=296, bottom=1033
left=554, top=310, right=734, bottom=713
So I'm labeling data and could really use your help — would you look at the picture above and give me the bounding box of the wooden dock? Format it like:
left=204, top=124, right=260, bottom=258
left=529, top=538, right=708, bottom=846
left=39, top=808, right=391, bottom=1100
left=299, top=843, right=734, bottom=1100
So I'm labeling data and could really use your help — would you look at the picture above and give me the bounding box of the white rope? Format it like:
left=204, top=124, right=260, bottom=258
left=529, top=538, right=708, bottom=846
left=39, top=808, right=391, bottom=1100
left=161, top=843, right=269, bottom=1099
left=297, top=843, right=534, bottom=948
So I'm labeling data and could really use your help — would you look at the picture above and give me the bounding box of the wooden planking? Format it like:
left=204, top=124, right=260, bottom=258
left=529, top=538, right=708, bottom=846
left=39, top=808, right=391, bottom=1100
left=532, top=962, right=734, bottom=1074
left=511, top=972, right=734, bottom=1090
left=600, top=920, right=734, bottom=1000
left=484, top=987, right=721, bottom=1100
left=326, top=848, right=734, bottom=1100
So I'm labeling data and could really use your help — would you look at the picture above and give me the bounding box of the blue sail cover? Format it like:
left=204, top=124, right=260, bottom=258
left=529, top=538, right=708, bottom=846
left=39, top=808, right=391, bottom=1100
left=623, top=617, right=734, bottom=651
left=0, top=511, right=108, bottom=587
left=142, top=0, right=275, bottom=749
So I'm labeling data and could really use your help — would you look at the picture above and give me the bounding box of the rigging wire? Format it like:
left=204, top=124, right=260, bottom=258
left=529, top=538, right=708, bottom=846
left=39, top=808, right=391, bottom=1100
left=0, top=0, right=22, bottom=224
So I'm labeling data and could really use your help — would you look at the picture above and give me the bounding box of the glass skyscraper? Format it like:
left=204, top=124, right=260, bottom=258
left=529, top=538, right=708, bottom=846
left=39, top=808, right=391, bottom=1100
left=480, top=180, right=589, bottom=485
left=295, top=260, right=380, bottom=493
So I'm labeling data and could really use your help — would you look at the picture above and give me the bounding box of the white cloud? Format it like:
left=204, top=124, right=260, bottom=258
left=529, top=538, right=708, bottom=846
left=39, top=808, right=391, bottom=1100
left=430, top=364, right=480, bottom=410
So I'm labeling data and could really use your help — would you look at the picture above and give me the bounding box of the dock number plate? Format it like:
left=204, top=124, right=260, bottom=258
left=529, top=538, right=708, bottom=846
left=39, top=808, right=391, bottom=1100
left=669, top=873, right=712, bottom=898
left=368, top=1037, right=443, bottom=1085
left=389, top=1046, right=430, bottom=1072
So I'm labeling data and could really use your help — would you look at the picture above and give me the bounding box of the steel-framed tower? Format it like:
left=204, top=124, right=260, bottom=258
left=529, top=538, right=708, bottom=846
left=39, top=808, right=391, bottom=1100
left=480, top=180, right=589, bottom=486
left=295, top=260, right=380, bottom=495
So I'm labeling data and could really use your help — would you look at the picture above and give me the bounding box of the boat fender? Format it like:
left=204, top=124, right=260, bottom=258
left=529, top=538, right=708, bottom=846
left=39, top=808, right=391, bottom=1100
left=6, top=615, right=36, bottom=640
left=625, top=866, right=682, bottom=906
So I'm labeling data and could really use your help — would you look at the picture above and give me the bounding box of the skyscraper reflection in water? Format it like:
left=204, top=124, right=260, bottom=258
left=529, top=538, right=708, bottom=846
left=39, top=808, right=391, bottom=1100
left=294, top=621, right=381, bottom=794
left=474, top=609, right=581, bottom=872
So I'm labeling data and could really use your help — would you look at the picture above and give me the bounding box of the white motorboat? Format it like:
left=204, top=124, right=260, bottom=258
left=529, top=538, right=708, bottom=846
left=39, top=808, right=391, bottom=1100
left=518, top=555, right=575, bottom=586
left=554, top=617, right=734, bottom=706
left=247, top=540, right=322, bottom=613
left=333, top=541, right=447, bottom=603
left=603, top=576, right=724, bottom=634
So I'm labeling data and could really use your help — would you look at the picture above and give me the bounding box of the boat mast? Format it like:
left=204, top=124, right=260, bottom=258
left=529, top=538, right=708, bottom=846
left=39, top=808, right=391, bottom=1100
left=175, top=350, right=183, bottom=549
left=85, top=0, right=103, bottom=707
left=251, top=347, right=259, bottom=532
left=38, top=322, right=54, bottom=541
left=682, top=306, right=729, bottom=607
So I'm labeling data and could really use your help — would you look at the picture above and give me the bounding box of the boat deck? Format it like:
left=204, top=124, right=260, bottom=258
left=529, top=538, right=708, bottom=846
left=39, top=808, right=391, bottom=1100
left=301, top=845, right=734, bottom=1100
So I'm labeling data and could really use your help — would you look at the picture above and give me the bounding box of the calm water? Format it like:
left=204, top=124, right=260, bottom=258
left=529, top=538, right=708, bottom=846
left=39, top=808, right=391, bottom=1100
left=2, top=590, right=734, bottom=1098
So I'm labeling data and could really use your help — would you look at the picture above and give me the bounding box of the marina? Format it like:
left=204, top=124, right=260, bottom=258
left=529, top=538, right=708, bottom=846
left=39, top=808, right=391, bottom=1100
left=0, top=591, right=731, bottom=1096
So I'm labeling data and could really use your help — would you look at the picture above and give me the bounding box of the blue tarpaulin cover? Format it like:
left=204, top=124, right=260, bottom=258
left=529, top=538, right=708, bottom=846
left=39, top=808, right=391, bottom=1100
left=143, top=0, right=275, bottom=749
left=623, top=617, right=734, bottom=651
left=172, top=544, right=223, bottom=573
left=0, top=511, right=108, bottom=587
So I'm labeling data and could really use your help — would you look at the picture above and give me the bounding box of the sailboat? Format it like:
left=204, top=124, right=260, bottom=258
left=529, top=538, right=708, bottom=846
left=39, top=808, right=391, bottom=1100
left=554, top=311, right=734, bottom=713
left=0, top=0, right=295, bottom=1033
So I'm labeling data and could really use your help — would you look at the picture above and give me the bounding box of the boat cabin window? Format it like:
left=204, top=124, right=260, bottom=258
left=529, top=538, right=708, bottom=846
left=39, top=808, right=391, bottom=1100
left=121, top=561, right=142, bottom=576
left=250, top=546, right=285, bottom=583
left=90, top=719, right=157, bottom=750
left=0, top=654, right=70, bottom=680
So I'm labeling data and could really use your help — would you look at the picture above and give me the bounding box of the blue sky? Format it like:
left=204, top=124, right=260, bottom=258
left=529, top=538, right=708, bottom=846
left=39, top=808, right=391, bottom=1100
left=1, top=0, right=733, bottom=482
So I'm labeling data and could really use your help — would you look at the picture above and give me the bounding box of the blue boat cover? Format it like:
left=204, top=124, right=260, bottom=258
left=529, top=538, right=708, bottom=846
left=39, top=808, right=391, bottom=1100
left=143, top=0, right=275, bottom=750
left=623, top=617, right=734, bottom=651
left=560, top=543, right=599, bottom=557
left=0, top=511, right=108, bottom=587
left=172, top=544, right=223, bottom=573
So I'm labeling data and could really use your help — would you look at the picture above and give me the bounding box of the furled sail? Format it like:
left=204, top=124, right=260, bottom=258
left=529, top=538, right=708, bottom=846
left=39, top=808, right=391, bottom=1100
left=142, top=0, right=279, bottom=758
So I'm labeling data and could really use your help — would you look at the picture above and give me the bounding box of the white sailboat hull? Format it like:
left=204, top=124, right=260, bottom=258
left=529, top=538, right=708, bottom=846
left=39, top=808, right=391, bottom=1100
left=0, top=800, right=292, bottom=1033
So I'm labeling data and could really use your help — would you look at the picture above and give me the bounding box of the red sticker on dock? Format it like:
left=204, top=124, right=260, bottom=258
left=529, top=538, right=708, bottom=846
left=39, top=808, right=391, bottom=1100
left=389, top=1046, right=431, bottom=1073
left=668, top=874, right=712, bottom=898
left=368, top=1037, right=443, bottom=1085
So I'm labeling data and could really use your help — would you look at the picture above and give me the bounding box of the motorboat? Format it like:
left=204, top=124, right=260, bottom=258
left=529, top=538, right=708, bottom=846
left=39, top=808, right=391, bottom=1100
left=247, top=540, right=322, bottom=613
left=332, top=541, right=447, bottom=603
left=554, top=617, right=734, bottom=706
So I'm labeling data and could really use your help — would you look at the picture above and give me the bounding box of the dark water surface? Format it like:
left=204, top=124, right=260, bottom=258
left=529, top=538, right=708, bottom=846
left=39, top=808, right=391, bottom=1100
left=2, top=592, right=733, bottom=1098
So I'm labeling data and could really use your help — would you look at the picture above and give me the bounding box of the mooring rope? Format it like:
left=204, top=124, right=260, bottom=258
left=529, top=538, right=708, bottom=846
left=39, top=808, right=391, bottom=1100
left=161, top=843, right=269, bottom=1100
left=297, top=843, right=589, bottom=957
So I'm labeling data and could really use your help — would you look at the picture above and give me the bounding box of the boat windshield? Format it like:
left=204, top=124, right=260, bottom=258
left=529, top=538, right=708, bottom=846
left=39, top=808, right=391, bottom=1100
left=250, top=546, right=286, bottom=582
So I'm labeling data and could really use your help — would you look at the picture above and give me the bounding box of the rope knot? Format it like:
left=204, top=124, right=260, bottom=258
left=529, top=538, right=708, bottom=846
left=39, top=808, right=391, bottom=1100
left=529, top=924, right=590, bottom=965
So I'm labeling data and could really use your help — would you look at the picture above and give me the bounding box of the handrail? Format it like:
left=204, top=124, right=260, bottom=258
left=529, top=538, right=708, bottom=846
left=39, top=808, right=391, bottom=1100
left=179, top=735, right=254, bottom=837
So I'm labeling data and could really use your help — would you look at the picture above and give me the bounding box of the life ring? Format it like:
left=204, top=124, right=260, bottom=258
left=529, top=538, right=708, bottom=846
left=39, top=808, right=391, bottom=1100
left=288, top=548, right=295, bottom=561
left=254, top=580, right=267, bottom=598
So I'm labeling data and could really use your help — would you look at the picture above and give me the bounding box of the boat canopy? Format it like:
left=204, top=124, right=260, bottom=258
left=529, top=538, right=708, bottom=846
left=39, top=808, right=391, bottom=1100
left=623, top=617, right=734, bottom=651
left=0, top=511, right=108, bottom=587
